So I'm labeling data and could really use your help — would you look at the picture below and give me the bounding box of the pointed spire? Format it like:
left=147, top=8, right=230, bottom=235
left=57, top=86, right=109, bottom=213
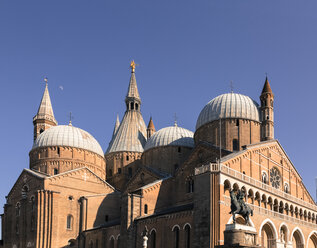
left=112, top=114, right=120, bottom=137
left=261, top=76, right=273, bottom=94
left=147, top=116, right=155, bottom=130
left=33, top=79, right=57, bottom=125
left=126, top=60, right=141, bottom=100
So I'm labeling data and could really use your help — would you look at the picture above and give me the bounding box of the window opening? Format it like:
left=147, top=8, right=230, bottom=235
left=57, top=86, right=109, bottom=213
left=54, top=168, right=59, bottom=175
left=67, top=215, right=73, bottom=230
left=144, top=204, right=148, bottom=214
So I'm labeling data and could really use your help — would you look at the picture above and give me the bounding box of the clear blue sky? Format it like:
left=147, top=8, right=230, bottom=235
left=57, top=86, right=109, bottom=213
left=1, top=0, right=317, bottom=213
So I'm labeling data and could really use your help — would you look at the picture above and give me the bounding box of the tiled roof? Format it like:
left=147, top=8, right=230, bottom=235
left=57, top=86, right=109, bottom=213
left=196, top=93, right=260, bottom=130
left=144, top=125, right=194, bottom=151
left=106, top=111, right=147, bottom=154
left=32, top=125, right=104, bottom=156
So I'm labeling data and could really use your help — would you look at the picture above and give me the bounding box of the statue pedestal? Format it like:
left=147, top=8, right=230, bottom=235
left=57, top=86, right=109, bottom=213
left=216, top=224, right=259, bottom=248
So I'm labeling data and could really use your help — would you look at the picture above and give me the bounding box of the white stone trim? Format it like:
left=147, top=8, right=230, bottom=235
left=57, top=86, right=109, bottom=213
left=183, top=223, right=192, bottom=229
left=290, top=227, right=305, bottom=246
left=306, top=230, right=317, bottom=248
left=258, top=218, right=278, bottom=239
left=172, top=224, right=180, bottom=231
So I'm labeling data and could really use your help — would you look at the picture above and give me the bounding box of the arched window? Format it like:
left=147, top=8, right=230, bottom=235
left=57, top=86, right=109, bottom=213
left=22, top=185, right=29, bottom=199
left=150, top=230, right=156, bottom=248
left=130, top=102, right=134, bottom=110
left=31, top=215, right=35, bottom=231
left=117, top=235, right=120, bottom=248
left=144, top=204, right=148, bottom=214
left=16, top=203, right=21, bottom=217
left=135, top=103, right=139, bottom=110
left=110, top=237, right=115, bottom=248
left=31, top=196, right=35, bottom=211
left=105, top=215, right=109, bottom=222
left=126, top=155, right=129, bottom=161
left=284, top=183, right=289, bottom=193
left=185, top=224, right=191, bottom=248
left=178, top=147, right=181, bottom=153
left=40, top=129, right=44, bottom=134
left=186, top=178, right=194, bottom=193
left=66, top=215, right=73, bottom=230
left=173, top=226, right=180, bottom=248
left=262, top=172, right=268, bottom=184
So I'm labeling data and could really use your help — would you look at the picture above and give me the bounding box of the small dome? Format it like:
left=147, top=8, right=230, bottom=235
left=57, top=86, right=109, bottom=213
left=144, top=125, right=194, bottom=151
left=196, top=93, right=260, bottom=130
left=32, top=125, right=104, bottom=157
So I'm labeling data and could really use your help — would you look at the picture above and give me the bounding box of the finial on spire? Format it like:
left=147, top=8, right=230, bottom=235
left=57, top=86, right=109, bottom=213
left=68, top=112, right=74, bottom=126
left=130, top=60, right=138, bottom=73
left=174, top=113, right=178, bottom=127
left=44, top=77, right=48, bottom=86
left=230, top=81, right=234, bottom=93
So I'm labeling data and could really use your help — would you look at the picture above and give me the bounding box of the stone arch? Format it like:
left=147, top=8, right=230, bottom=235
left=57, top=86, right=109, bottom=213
left=233, top=183, right=239, bottom=191
left=259, top=219, right=278, bottom=241
left=183, top=223, right=192, bottom=229
left=291, top=227, right=305, bottom=248
left=267, top=197, right=273, bottom=210
left=248, top=189, right=254, bottom=204
left=273, top=199, right=279, bottom=212
left=279, top=201, right=284, bottom=214
left=307, top=231, right=317, bottom=248
left=172, top=224, right=181, bottom=231
left=279, top=223, right=289, bottom=243
left=224, top=179, right=231, bottom=196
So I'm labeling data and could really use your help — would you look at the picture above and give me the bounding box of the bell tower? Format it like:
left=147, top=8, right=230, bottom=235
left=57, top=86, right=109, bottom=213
left=260, top=76, right=274, bottom=141
left=33, top=78, right=57, bottom=142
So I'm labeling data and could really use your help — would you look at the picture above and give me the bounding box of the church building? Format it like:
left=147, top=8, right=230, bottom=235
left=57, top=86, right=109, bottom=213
left=1, top=61, right=317, bottom=248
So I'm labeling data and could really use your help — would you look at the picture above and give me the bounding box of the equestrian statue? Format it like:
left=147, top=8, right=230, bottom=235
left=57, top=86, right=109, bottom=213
left=229, top=189, right=253, bottom=225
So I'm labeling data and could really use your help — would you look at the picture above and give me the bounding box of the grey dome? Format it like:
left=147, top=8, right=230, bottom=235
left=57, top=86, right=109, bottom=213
left=144, top=125, right=194, bottom=151
left=32, top=125, right=104, bottom=157
left=196, top=93, right=260, bottom=130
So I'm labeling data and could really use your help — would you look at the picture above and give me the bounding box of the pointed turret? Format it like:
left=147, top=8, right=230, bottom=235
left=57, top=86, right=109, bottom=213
left=33, top=78, right=57, bottom=142
left=105, top=62, right=147, bottom=187
left=261, top=76, right=273, bottom=94
left=125, top=60, right=141, bottom=112
left=112, top=115, right=120, bottom=137
left=147, top=117, right=156, bottom=139
left=260, top=76, right=274, bottom=141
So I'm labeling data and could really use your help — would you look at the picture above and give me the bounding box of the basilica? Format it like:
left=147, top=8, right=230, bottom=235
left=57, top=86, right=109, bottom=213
left=2, top=61, right=317, bottom=248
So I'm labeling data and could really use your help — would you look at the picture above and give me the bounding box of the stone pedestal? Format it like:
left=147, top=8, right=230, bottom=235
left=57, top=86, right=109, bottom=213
left=216, top=224, right=259, bottom=248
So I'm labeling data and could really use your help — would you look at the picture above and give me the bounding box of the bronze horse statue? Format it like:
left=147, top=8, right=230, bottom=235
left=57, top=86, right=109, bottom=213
left=229, top=190, right=253, bottom=225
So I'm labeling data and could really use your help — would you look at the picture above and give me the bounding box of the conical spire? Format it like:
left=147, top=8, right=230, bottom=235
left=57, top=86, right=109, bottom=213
left=261, top=76, right=273, bottom=94
left=147, top=117, right=155, bottom=139
left=33, top=78, right=57, bottom=142
left=147, top=117, right=155, bottom=130
left=33, top=80, right=57, bottom=125
left=112, top=114, right=120, bottom=137
left=126, top=60, right=141, bottom=102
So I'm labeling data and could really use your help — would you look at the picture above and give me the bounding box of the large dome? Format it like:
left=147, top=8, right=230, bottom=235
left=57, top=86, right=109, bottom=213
left=144, top=125, right=194, bottom=151
left=196, top=93, right=260, bottom=130
left=32, top=125, right=104, bottom=157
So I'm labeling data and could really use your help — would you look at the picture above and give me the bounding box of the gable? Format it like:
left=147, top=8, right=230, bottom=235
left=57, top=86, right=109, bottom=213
left=124, top=166, right=162, bottom=193
left=45, top=167, right=115, bottom=195
left=221, top=140, right=316, bottom=205
left=7, top=169, right=46, bottom=203
left=180, top=141, right=231, bottom=174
